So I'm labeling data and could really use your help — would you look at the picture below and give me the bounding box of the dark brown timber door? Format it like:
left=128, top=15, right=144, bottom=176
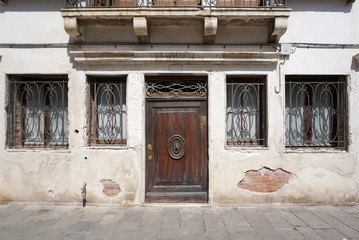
left=145, top=78, right=208, bottom=203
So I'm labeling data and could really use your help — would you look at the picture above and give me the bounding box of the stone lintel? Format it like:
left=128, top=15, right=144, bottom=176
left=133, top=17, right=149, bottom=43
left=204, top=17, right=218, bottom=44
left=70, top=50, right=280, bottom=65
left=63, top=17, right=84, bottom=42
left=269, top=17, right=288, bottom=43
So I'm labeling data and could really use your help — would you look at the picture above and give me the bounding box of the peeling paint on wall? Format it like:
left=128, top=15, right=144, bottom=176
left=238, top=167, right=293, bottom=193
left=100, top=179, right=121, bottom=197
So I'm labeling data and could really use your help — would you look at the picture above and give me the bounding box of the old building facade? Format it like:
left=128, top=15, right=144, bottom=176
left=0, top=0, right=358, bottom=204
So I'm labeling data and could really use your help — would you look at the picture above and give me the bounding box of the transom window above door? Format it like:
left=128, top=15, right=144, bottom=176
left=88, top=77, right=127, bottom=146
left=285, top=76, right=347, bottom=150
left=226, top=76, right=266, bottom=147
left=146, top=77, right=207, bottom=98
left=7, top=76, right=69, bottom=149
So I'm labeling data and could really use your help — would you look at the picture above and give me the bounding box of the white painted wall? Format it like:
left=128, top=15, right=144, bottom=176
left=0, top=0, right=358, bottom=204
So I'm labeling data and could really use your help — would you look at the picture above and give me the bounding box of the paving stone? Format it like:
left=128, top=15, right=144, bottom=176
left=289, top=207, right=331, bottom=229
left=59, top=232, right=88, bottom=240
left=277, top=209, right=308, bottom=227
left=134, top=226, right=160, bottom=240
left=323, top=206, right=359, bottom=232
left=161, top=214, right=180, bottom=230
left=207, top=230, right=230, bottom=240
left=37, top=228, right=70, bottom=240
left=85, top=223, right=118, bottom=240
left=309, top=207, right=346, bottom=227
left=264, top=212, right=286, bottom=222
left=117, top=221, right=141, bottom=232
left=334, top=225, right=359, bottom=240
left=159, top=228, right=181, bottom=239
left=110, top=230, right=136, bottom=240
left=0, top=204, right=358, bottom=240
left=315, top=228, right=347, bottom=240
left=122, top=207, right=145, bottom=222
left=338, top=206, right=359, bottom=214
left=228, top=230, right=259, bottom=240
left=0, top=204, right=26, bottom=218
left=203, top=214, right=226, bottom=232
left=141, top=212, right=162, bottom=227
left=69, top=221, right=98, bottom=233
left=182, top=233, right=207, bottom=240
left=279, top=229, right=305, bottom=240
left=294, top=226, right=324, bottom=240
left=99, top=212, right=125, bottom=224
left=181, top=209, right=202, bottom=222
left=271, top=221, right=294, bottom=230
left=0, top=207, right=33, bottom=227
left=181, top=220, right=205, bottom=235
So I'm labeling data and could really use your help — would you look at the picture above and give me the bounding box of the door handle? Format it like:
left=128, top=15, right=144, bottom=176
left=147, top=144, right=152, bottom=160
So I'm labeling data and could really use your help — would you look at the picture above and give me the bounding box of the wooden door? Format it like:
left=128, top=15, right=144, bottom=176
left=146, top=100, right=208, bottom=202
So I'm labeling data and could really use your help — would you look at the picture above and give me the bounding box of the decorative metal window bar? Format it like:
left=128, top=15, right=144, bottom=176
left=65, top=0, right=286, bottom=8
left=285, top=77, right=347, bottom=149
left=146, top=77, right=207, bottom=98
left=226, top=78, right=266, bottom=146
left=89, top=78, right=127, bottom=146
left=7, top=77, right=69, bottom=149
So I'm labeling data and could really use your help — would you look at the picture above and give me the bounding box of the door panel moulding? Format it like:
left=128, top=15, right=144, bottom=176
left=69, top=50, right=282, bottom=65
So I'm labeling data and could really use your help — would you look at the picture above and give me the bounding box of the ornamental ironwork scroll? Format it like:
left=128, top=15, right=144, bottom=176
left=89, top=80, right=127, bottom=146
left=285, top=78, right=346, bottom=149
left=7, top=78, right=69, bottom=149
left=226, top=79, right=265, bottom=146
left=146, top=79, right=207, bottom=98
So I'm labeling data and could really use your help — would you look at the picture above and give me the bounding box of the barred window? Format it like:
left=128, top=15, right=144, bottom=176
left=89, top=77, right=127, bottom=146
left=285, top=76, right=347, bottom=149
left=226, top=77, right=266, bottom=146
left=7, top=76, right=68, bottom=149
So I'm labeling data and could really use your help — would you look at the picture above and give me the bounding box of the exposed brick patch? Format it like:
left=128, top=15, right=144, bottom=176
left=100, top=179, right=121, bottom=197
left=238, top=167, right=292, bottom=193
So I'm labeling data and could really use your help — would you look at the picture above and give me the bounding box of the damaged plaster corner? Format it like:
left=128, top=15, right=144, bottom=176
left=100, top=179, right=121, bottom=197
left=238, top=167, right=293, bottom=193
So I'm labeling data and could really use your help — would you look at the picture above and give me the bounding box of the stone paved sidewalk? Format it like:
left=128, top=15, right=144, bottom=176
left=0, top=204, right=359, bottom=240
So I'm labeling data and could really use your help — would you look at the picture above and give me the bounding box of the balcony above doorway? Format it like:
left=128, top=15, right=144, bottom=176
left=62, top=0, right=291, bottom=43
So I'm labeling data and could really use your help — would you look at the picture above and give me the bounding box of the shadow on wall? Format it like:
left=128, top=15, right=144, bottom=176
left=0, top=0, right=63, bottom=12
left=287, top=0, right=353, bottom=13
left=352, top=54, right=359, bottom=72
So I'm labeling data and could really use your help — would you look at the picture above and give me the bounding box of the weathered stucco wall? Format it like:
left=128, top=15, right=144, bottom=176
left=0, top=0, right=358, bottom=205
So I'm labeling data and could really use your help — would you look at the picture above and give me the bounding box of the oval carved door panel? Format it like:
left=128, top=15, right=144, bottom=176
left=168, top=135, right=186, bottom=160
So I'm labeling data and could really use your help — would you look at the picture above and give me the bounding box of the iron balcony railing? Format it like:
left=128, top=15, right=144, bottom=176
left=65, top=0, right=286, bottom=8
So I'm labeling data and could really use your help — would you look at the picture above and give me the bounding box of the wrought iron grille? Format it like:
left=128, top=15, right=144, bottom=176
left=226, top=77, right=266, bottom=146
left=65, top=0, right=286, bottom=8
left=146, top=77, right=207, bottom=98
left=285, top=77, right=347, bottom=149
left=89, top=78, right=127, bottom=146
left=7, top=77, right=68, bottom=149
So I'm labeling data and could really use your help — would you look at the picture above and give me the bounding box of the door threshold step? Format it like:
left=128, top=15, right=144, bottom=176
left=146, top=192, right=208, bottom=203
